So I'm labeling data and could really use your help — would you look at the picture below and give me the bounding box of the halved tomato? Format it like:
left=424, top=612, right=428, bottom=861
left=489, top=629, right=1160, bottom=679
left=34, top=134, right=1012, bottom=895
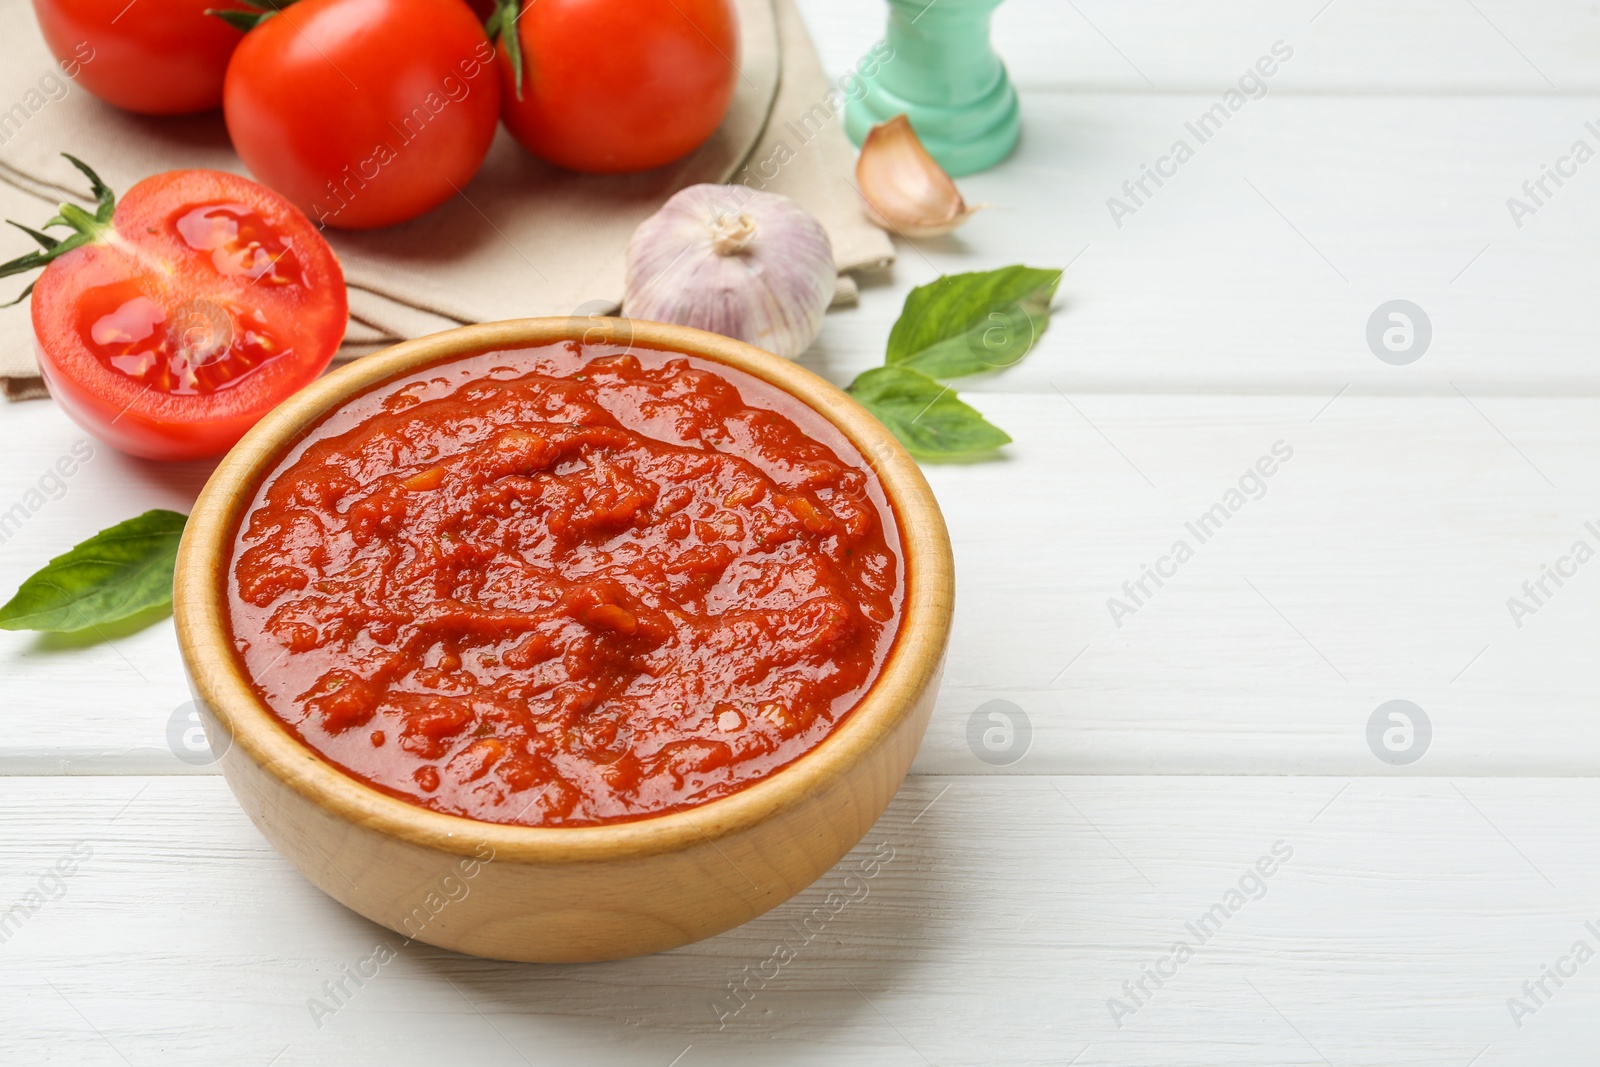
left=9, top=161, right=347, bottom=460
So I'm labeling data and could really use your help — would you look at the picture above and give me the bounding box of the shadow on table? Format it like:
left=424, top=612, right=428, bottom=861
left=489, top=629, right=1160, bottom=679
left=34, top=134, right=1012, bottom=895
left=400, top=782, right=952, bottom=1045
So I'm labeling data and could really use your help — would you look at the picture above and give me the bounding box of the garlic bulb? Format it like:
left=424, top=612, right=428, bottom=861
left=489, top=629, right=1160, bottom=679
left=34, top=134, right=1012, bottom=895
left=856, top=115, right=981, bottom=238
left=624, top=185, right=836, bottom=359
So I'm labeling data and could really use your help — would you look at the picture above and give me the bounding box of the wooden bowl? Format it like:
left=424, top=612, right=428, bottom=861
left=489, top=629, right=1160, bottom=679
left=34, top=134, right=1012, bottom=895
left=173, top=318, right=953, bottom=963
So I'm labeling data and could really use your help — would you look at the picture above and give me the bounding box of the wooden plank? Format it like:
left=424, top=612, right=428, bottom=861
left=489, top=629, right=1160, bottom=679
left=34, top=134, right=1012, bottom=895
left=799, top=0, right=1600, bottom=94
left=801, top=92, right=1600, bottom=396
left=1, top=774, right=1595, bottom=1065
left=4, top=393, right=1600, bottom=775
left=0, top=401, right=208, bottom=773
left=913, top=391, right=1600, bottom=775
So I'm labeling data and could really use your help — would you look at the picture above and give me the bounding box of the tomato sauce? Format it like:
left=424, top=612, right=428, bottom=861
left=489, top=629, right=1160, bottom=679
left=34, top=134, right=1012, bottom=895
left=227, top=343, right=904, bottom=827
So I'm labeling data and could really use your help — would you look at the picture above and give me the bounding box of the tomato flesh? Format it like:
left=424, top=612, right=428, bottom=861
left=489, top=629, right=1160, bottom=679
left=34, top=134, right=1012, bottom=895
left=77, top=284, right=292, bottom=396
left=76, top=202, right=305, bottom=396
left=173, top=203, right=307, bottom=287
left=32, top=170, right=347, bottom=460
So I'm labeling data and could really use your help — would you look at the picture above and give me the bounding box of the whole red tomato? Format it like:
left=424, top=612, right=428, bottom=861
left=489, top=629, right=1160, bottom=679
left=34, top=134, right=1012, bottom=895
left=6, top=160, right=347, bottom=460
left=497, top=0, right=739, bottom=174
left=223, top=0, right=500, bottom=229
left=31, top=0, right=245, bottom=114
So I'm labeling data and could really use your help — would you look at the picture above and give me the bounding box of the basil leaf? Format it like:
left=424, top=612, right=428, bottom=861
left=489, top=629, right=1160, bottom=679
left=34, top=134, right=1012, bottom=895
left=886, top=265, right=1063, bottom=379
left=0, top=509, right=186, bottom=633
left=848, top=366, right=1011, bottom=459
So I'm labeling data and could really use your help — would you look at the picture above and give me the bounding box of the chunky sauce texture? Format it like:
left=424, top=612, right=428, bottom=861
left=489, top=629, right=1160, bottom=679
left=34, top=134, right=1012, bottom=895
left=228, top=344, right=903, bottom=827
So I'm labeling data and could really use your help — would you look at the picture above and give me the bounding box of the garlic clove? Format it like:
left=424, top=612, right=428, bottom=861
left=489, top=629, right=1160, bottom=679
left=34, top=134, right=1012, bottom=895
left=856, top=115, right=982, bottom=239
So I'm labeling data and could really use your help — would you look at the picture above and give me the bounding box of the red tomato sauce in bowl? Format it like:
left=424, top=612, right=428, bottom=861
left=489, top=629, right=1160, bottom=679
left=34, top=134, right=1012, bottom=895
left=226, top=343, right=904, bottom=827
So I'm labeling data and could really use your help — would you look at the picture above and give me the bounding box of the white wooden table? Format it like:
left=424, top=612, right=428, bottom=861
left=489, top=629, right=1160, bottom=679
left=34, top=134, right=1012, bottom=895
left=3, top=1, right=1598, bottom=1062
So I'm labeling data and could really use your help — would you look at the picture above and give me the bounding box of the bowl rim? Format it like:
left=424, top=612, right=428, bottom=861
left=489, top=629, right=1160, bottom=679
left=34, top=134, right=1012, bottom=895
left=175, top=318, right=954, bottom=865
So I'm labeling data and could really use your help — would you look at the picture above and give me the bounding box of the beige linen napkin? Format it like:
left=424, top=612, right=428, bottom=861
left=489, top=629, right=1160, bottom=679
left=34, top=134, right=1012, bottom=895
left=0, top=0, right=891, bottom=400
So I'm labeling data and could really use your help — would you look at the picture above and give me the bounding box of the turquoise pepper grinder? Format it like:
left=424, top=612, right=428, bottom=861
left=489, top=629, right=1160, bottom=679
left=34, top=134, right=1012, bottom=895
left=845, top=0, right=1021, bottom=177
